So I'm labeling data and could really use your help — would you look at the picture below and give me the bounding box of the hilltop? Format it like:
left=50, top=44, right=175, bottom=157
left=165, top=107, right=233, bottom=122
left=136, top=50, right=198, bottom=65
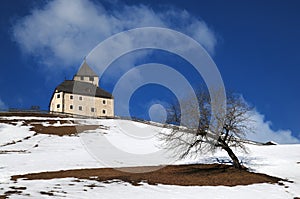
left=0, top=112, right=299, bottom=198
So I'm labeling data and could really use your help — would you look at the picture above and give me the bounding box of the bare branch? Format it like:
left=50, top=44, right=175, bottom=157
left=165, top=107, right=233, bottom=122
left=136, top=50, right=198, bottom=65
left=161, top=88, right=255, bottom=169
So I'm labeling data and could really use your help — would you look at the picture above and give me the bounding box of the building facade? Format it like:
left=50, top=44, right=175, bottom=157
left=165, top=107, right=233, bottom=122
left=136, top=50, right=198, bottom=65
left=49, top=60, right=114, bottom=117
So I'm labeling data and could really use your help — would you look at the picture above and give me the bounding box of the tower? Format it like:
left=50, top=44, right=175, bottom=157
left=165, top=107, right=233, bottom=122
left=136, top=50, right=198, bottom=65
left=73, top=59, right=99, bottom=87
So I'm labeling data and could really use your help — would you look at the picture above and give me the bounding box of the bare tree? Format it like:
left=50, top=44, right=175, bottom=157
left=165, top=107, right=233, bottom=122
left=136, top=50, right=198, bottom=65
left=161, top=89, right=254, bottom=169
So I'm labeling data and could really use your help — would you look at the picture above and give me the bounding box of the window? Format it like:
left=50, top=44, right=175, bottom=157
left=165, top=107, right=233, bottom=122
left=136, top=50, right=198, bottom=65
left=79, top=96, right=83, bottom=101
left=91, top=107, right=95, bottom=112
left=80, top=76, right=84, bottom=80
left=57, top=104, right=60, bottom=109
left=79, top=106, right=82, bottom=111
left=70, top=105, right=73, bottom=110
left=102, top=100, right=106, bottom=104
left=102, top=109, right=106, bottom=114
left=57, top=94, right=60, bottom=98
left=70, top=95, right=73, bottom=100
left=89, top=77, right=94, bottom=81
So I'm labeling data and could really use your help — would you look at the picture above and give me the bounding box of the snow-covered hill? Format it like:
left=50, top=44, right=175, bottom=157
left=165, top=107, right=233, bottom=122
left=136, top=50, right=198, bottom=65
left=0, top=115, right=299, bottom=198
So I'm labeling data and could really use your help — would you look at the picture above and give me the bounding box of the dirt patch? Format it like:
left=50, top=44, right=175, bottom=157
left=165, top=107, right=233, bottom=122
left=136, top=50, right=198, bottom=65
left=0, top=114, right=108, bottom=136
left=24, top=119, right=73, bottom=125
left=0, top=119, right=73, bottom=125
left=0, top=112, right=67, bottom=118
left=9, top=186, right=26, bottom=190
left=3, top=190, right=23, bottom=198
left=0, top=150, right=29, bottom=154
left=11, top=164, right=283, bottom=187
left=0, top=119, right=21, bottom=125
left=30, top=124, right=100, bottom=136
left=40, top=191, right=54, bottom=196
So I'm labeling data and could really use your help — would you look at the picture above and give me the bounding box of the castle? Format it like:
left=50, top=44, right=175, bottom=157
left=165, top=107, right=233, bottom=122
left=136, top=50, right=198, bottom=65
left=49, top=60, right=114, bottom=118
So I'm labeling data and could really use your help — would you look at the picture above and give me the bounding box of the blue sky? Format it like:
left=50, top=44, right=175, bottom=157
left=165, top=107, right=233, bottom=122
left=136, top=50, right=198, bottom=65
left=0, top=0, right=299, bottom=143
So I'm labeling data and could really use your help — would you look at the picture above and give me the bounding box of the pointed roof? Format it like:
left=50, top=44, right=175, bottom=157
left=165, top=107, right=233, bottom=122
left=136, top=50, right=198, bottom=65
left=76, top=60, right=98, bottom=77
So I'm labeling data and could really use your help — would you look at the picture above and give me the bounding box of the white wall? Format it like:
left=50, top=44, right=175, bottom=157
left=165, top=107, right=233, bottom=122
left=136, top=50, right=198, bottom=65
left=50, top=91, right=114, bottom=117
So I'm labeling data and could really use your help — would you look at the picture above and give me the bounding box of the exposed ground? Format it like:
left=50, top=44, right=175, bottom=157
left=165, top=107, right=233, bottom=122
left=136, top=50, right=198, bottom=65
left=29, top=124, right=101, bottom=136
left=0, top=112, right=107, bottom=136
left=11, top=164, right=282, bottom=187
left=0, top=112, right=68, bottom=118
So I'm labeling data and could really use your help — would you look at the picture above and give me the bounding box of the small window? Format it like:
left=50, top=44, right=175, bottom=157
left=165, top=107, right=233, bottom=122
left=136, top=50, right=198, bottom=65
left=103, top=100, right=106, bottom=104
left=89, top=77, right=94, bottom=81
left=102, top=109, right=106, bottom=114
left=91, top=107, right=95, bottom=112
left=79, top=96, right=83, bottom=101
left=57, top=104, right=60, bottom=109
left=57, top=94, right=60, bottom=98
left=79, top=106, right=82, bottom=111
left=80, top=76, right=84, bottom=80
left=70, top=95, right=73, bottom=100
left=70, top=105, right=73, bottom=110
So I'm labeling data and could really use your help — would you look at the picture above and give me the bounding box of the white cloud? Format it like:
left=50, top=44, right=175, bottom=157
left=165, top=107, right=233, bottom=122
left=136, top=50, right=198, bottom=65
left=246, top=110, right=300, bottom=144
left=12, top=0, right=217, bottom=68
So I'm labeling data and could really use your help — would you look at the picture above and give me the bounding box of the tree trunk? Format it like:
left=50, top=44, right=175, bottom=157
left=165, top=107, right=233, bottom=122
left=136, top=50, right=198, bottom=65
left=223, top=145, right=242, bottom=169
left=218, top=138, right=243, bottom=169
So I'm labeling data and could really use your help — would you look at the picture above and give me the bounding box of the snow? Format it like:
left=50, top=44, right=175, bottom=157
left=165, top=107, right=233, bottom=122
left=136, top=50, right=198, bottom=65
left=0, top=117, right=299, bottom=198
left=1, top=179, right=292, bottom=199
left=0, top=123, right=34, bottom=146
left=87, top=119, right=164, bottom=154
left=41, top=121, right=76, bottom=127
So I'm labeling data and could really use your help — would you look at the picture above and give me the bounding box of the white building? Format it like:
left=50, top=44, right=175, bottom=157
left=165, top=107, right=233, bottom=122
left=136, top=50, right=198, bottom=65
left=49, top=60, right=114, bottom=118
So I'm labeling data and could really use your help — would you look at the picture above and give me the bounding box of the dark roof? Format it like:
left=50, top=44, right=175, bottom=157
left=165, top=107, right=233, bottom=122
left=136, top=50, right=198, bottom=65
left=75, top=60, right=98, bottom=77
left=56, top=80, right=113, bottom=99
